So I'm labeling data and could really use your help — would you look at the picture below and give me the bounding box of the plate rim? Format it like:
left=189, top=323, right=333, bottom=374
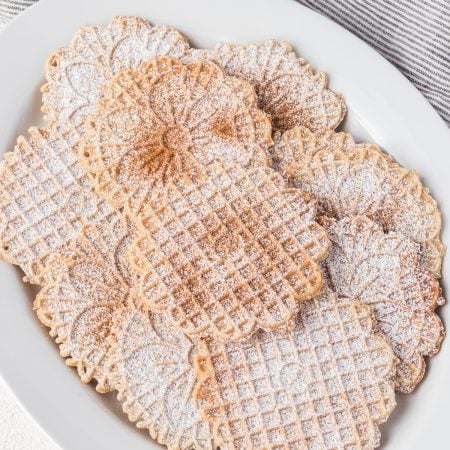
left=0, top=0, right=448, bottom=449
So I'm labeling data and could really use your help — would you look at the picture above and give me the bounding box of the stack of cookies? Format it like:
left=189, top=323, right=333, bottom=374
left=0, top=16, right=445, bottom=449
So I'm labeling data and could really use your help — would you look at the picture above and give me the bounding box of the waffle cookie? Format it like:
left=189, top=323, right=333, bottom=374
left=271, top=127, right=444, bottom=276
left=42, top=17, right=345, bottom=138
left=197, top=40, right=346, bottom=131
left=34, top=218, right=133, bottom=392
left=109, top=302, right=213, bottom=449
left=42, top=16, right=191, bottom=136
left=81, top=57, right=330, bottom=341
left=0, top=13, right=445, bottom=449
left=0, top=127, right=116, bottom=282
left=194, top=284, right=397, bottom=449
left=322, top=216, right=444, bottom=393
left=35, top=221, right=214, bottom=449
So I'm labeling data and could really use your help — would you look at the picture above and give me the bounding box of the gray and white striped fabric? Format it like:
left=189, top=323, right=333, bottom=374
left=0, top=0, right=449, bottom=126
left=0, top=0, right=34, bottom=25
left=297, top=0, right=450, bottom=126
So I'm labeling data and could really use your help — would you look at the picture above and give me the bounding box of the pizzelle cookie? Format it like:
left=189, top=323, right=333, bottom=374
left=34, top=218, right=133, bottom=393
left=194, top=284, right=397, bottom=449
left=271, top=127, right=444, bottom=276
left=322, top=216, right=444, bottom=393
left=2, top=12, right=444, bottom=447
left=2, top=39, right=181, bottom=282
left=80, top=57, right=330, bottom=341
left=0, top=127, right=116, bottom=282
left=41, top=16, right=191, bottom=135
left=109, top=302, right=213, bottom=449
left=35, top=221, right=214, bottom=449
left=42, top=17, right=345, bottom=138
left=196, top=40, right=346, bottom=131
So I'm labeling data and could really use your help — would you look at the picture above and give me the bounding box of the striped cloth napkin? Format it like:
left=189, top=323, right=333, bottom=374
left=0, top=0, right=449, bottom=126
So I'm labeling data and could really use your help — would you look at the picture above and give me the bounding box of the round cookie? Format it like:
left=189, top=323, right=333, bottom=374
left=271, top=126, right=444, bottom=276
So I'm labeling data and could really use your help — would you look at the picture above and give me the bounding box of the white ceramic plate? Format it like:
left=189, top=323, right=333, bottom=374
left=0, top=0, right=448, bottom=449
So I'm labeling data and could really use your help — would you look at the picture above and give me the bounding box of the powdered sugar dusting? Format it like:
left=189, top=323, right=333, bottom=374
left=0, top=14, right=444, bottom=449
left=195, top=284, right=396, bottom=449
left=0, top=127, right=116, bottom=282
left=42, top=17, right=346, bottom=139
left=110, top=304, right=213, bottom=449
left=35, top=221, right=214, bottom=449
left=195, top=40, right=346, bottom=132
left=82, top=57, right=330, bottom=341
left=323, top=216, right=444, bottom=392
left=42, top=16, right=191, bottom=136
left=129, top=161, right=328, bottom=341
left=272, top=126, right=444, bottom=276
left=34, top=219, right=134, bottom=392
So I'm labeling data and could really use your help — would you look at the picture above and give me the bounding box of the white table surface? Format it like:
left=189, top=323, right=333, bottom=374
left=0, top=377, right=59, bottom=449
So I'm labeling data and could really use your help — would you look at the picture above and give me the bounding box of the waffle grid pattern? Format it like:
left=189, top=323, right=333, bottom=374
left=195, top=289, right=396, bottom=449
left=0, top=128, right=115, bottom=281
left=130, top=161, right=328, bottom=341
left=82, top=57, right=329, bottom=341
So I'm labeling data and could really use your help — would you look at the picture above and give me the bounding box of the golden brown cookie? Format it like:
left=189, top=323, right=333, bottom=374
left=81, top=57, right=330, bottom=341
left=271, top=127, right=444, bottom=276
left=194, top=285, right=396, bottom=449
left=36, top=221, right=215, bottom=449
left=197, top=40, right=346, bottom=131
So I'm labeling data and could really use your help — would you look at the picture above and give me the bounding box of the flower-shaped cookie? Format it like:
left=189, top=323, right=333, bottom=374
left=81, top=57, right=330, bottom=341
left=34, top=219, right=134, bottom=393
left=194, top=285, right=396, bottom=449
left=81, top=56, right=272, bottom=210
left=42, top=16, right=191, bottom=135
left=42, top=17, right=345, bottom=137
left=323, top=216, right=444, bottom=392
left=35, top=221, right=214, bottom=449
left=272, top=127, right=444, bottom=276
left=198, top=40, right=346, bottom=131
left=110, top=303, right=213, bottom=449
